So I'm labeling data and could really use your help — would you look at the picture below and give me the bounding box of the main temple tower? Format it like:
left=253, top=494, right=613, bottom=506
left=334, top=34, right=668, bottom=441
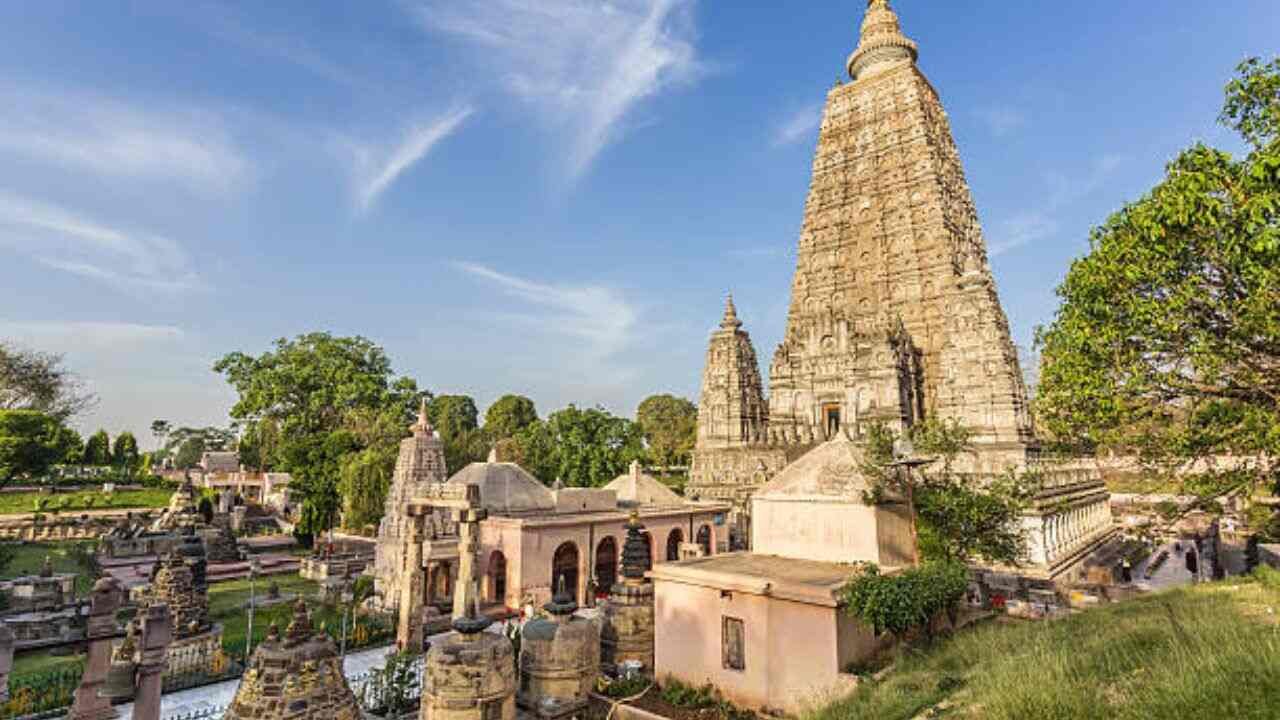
left=766, top=0, right=1033, bottom=459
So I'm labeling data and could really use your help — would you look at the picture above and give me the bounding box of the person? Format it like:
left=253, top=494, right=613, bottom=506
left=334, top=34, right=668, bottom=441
left=1121, top=558, right=1133, bottom=584
left=1185, top=548, right=1199, bottom=577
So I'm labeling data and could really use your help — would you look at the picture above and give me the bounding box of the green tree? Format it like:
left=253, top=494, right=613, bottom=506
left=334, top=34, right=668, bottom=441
left=515, top=405, right=645, bottom=488
left=428, top=395, right=486, bottom=473
left=484, top=395, right=538, bottom=440
left=862, top=419, right=1034, bottom=567
left=636, top=394, right=697, bottom=470
left=51, top=425, right=83, bottom=465
left=0, top=342, right=95, bottom=420
left=150, top=420, right=171, bottom=452
left=338, top=446, right=395, bottom=532
left=0, top=410, right=64, bottom=483
left=173, top=436, right=206, bottom=470
left=112, top=432, right=140, bottom=472
left=213, top=333, right=422, bottom=539
left=1035, top=57, right=1280, bottom=490
left=83, top=429, right=112, bottom=466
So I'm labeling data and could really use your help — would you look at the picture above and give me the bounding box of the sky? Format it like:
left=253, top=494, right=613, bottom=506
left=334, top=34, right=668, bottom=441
left=0, top=1, right=1276, bottom=447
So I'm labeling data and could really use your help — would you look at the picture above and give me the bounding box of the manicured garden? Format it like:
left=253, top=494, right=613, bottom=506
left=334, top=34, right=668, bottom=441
left=0, top=488, right=172, bottom=516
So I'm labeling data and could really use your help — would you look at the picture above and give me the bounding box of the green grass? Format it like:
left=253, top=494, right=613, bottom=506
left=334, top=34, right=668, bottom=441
left=10, top=649, right=83, bottom=677
left=0, top=488, right=172, bottom=516
left=809, top=568, right=1280, bottom=720
left=0, top=540, right=97, bottom=595
left=207, top=573, right=391, bottom=657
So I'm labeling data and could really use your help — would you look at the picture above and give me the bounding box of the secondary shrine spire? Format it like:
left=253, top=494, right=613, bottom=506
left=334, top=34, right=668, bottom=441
left=847, top=0, right=919, bottom=81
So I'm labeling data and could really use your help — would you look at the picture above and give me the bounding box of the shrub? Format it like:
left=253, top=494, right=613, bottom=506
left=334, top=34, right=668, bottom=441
left=840, top=562, right=969, bottom=638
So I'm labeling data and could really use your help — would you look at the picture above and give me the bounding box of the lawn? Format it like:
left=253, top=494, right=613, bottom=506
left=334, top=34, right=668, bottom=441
left=0, top=540, right=97, bottom=594
left=809, top=568, right=1280, bottom=720
left=0, top=488, right=173, bottom=516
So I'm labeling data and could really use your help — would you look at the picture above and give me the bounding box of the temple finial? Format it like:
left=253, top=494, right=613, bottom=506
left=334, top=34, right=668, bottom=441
left=721, top=293, right=742, bottom=330
left=847, top=0, right=918, bottom=81
left=413, top=397, right=433, bottom=435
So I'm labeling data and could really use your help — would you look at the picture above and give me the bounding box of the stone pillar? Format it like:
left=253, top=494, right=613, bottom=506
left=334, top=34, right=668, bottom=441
left=131, top=604, right=172, bottom=720
left=68, top=578, right=125, bottom=720
left=602, top=512, right=656, bottom=674
left=0, top=623, right=14, bottom=704
left=397, top=511, right=428, bottom=654
left=451, top=493, right=487, bottom=621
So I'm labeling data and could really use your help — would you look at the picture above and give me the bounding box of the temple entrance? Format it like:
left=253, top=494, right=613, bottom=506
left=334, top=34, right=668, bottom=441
left=552, top=542, right=580, bottom=601
left=666, top=528, right=684, bottom=562
left=487, top=551, right=507, bottom=606
left=697, top=525, right=713, bottom=556
left=429, top=563, right=452, bottom=607
left=823, top=403, right=842, bottom=439
left=595, top=537, right=618, bottom=597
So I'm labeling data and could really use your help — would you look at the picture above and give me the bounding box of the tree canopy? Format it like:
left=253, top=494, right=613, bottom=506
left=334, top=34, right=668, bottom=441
left=112, top=432, right=140, bottom=472
left=0, top=342, right=95, bottom=421
left=484, top=395, right=539, bottom=441
left=82, top=429, right=112, bottom=466
left=0, top=410, right=65, bottom=483
left=515, top=405, right=644, bottom=488
left=636, top=394, right=697, bottom=469
left=1035, top=57, right=1280, bottom=486
left=427, top=395, right=487, bottom=472
left=214, top=333, right=422, bottom=540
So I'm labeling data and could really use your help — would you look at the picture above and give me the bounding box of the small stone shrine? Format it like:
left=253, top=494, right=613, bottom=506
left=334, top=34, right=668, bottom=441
left=0, top=556, right=76, bottom=612
left=518, top=578, right=599, bottom=719
left=421, top=581, right=516, bottom=720
left=600, top=512, right=655, bottom=674
left=135, top=550, right=224, bottom=686
left=221, top=600, right=363, bottom=720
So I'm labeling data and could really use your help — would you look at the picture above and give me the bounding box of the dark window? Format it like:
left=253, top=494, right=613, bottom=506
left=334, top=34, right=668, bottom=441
left=823, top=404, right=842, bottom=439
left=722, top=617, right=745, bottom=671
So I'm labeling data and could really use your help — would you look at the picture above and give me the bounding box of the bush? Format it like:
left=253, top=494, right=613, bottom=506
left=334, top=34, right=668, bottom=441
left=840, top=562, right=969, bottom=638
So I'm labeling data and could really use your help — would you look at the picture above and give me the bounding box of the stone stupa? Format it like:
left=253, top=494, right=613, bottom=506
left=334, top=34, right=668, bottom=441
left=222, top=600, right=363, bottom=720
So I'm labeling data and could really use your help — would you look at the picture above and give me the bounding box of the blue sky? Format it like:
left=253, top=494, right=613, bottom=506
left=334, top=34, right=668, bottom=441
left=1, top=1, right=1276, bottom=446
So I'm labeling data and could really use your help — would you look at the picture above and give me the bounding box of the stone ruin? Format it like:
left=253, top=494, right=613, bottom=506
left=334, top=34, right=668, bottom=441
left=0, top=555, right=84, bottom=651
left=422, top=583, right=516, bottom=720
left=221, top=600, right=363, bottom=720
left=518, top=577, right=600, bottom=720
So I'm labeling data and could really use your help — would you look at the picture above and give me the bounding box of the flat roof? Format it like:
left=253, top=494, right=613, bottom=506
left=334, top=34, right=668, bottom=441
left=648, top=552, right=873, bottom=607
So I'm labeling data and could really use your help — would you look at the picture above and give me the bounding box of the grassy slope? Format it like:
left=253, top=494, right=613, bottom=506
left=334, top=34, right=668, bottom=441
left=0, top=489, right=172, bottom=515
left=811, top=569, right=1280, bottom=720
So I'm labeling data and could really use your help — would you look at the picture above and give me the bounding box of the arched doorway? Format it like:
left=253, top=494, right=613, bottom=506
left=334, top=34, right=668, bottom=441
left=552, top=542, right=580, bottom=601
left=666, top=528, right=684, bottom=562
left=429, top=563, right=452, bottom=607
left=697, top=525, right=713, bottom=556
left=595, top=537, right=618, bottom=597
left=487, top=551, right=507, bottom=606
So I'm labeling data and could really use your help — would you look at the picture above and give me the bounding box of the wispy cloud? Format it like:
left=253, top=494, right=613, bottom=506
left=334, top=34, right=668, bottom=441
left=989, top=154, right=1126, bottom=256
left=0, top=192, right=201, bottom=293
left=0, top=320, right=184, bottom=350
left=350, top=106, right=476, bottom=212
left=413, top=0, right=703, bottom=179
left=455, top=261, right=638, bottom=362
left=0, top=85, right=249, bottom=193
left=774, top=104, right=822, bottom=146
left=973, top=105, right=1027, bottom=138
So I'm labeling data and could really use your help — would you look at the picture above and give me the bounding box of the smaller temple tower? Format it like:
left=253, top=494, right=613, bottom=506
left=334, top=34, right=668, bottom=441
left=695, top=295, right=769, bottom=449
left=375, top=399, right=449, bottom=610
left=600, top=512, right=655, bottom=674
left=518, top=578, right=600, bottom=719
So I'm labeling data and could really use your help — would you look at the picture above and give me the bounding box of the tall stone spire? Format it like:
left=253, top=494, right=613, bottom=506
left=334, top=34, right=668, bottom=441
left=847, top=0, right=918, bottom=81
left=768, top=1, right=1033, bottom=449
left=695, top=295, right=768, bottom=449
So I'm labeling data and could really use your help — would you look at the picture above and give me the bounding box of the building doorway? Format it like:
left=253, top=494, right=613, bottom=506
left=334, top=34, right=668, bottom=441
left=823, top=403, right=842, bottom=439
left=697, top=525, right=713, bottom=556
left=552, top=542, right=580, bottom=602
left=666, top=528, right=684, bottom=562
left=487, top=551, right=507, bottom=606
left=595, top=537, right=618, bottom=597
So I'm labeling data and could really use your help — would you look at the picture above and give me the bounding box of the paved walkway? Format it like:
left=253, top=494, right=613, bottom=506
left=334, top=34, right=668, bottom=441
left=1134, top=540, right=1205, bottom=592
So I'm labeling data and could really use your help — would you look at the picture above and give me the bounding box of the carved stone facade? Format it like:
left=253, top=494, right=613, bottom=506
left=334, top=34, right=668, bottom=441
left=687, top=0, right=1113, bottom=577
left=374, top=401, right=451, bottom=611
